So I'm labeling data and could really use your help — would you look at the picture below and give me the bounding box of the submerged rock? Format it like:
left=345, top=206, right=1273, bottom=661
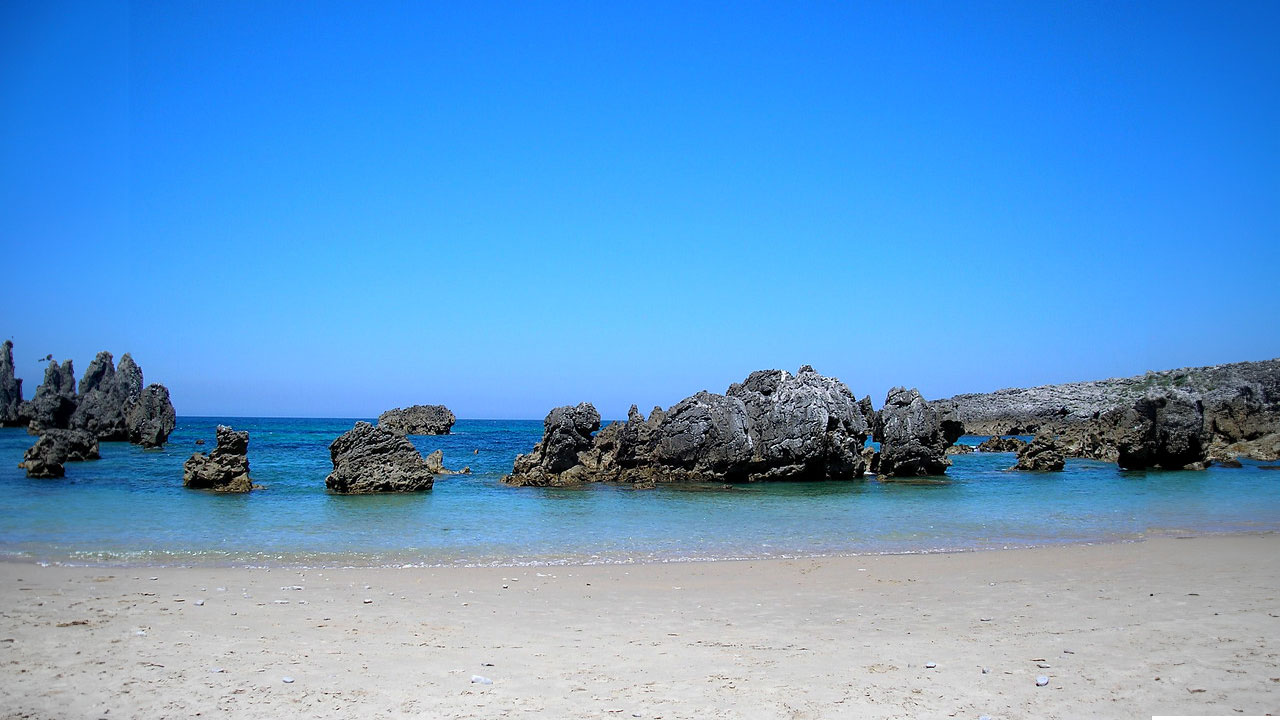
left=183, top=425, right=253, bottom=492
left=1013, top=433, right=1066, bottom=472
left=0, top=340, right=23, bottom=426
left=377, top=405, right=456, bottom=435
left=325, top=421, right=437, bottom=494
left=874, top=387, right=951, bottom=477
left=505, top=366, right=875, bottom=486
left=19, top=429, right=100, bottom=478
left=125, top=384, right=176, bottom=448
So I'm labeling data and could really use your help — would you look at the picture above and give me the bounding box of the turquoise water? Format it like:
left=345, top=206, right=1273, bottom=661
left=1, top=418, right=1278, bottom=567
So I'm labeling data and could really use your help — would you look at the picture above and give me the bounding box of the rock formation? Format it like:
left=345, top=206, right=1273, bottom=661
left=377, top=405, right=455, bottom=435
left=505, top=366, right=876, bottom=486
left=70, top=351, right=143, bottom=440
left=946, top=444, right=974, bottom=455
left=0, top=340, right=23, bottom=426
left=325, top=421, right=438, bottom=493
left=1013, top=433, right=1065, bottom=472
left=19, top=429, right=100, bottom=479
left=1114, top=389, right=1209, bottom=470
left=873, top=387, right=951, bottom=477
left=933, top=358, right=1280, bottom=462
left=21, top=359, right=77, bottom=433
left=424, top=449, right=470, bottom=475
left=183, top=425, right=253, bottom=492
left=976, top=435, right=1028, bottom=453
left=125, top=384, right=176, bottom=448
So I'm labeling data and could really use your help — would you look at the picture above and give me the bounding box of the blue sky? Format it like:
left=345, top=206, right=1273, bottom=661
left=2, top=1, right=1277, bottom=419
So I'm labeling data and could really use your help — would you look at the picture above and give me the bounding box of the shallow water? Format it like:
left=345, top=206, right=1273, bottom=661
left=1, top=419, right=1277, bottom=567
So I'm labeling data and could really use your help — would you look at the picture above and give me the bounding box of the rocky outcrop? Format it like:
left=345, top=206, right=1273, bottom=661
left=19, top=429, right=100, bottom=479
left=70, top=351, right=143, bottom=440
left=934, top=359, right=1280, bottom=462
left=505, top=366, right=875, bottom=486
left=976, top=435, right=1028, bottom=453
left=125, top=384, right=176, bottom=448
left=1013, top=433, right=1065, bottom=472
left=1114, top=389, right=1209, bottom=470
left=946, top=444, right=974, bottom=455
left=873, top=387, right=950, bottom=477
left=183, top=425, right=253, bottom=492
left=0, top=340, right=23, bottom=426
left=424, top=449, right=470, bottom=475
left=325, top=422, right=438, bottom=493
left=377, top=405, right=456, bottom=435
left=21, top=360, right=77, bottom=433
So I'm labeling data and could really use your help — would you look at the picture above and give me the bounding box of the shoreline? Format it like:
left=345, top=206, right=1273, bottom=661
left=3, top=533, right=1277, bottom=718
left=4, top=527, right=1278, bottom=570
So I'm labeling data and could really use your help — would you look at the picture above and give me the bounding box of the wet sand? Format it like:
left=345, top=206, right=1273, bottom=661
left=2, top=534, right=1277, bottom=719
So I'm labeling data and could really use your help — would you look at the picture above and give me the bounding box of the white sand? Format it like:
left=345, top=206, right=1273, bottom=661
left=2, top=534, right=1277, bottom=719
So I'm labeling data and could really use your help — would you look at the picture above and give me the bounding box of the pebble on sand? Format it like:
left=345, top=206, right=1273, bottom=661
left=925, top=662, right=936, bottom=668
left=470, top=675, right=492, bottom=685
left=1036, top=676, right=1050, bottom=686
left=282, top=676, right=294, bottom=684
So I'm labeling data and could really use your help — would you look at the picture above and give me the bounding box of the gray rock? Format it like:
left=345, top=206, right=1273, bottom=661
left=125, top=384, right=176, bottom=448
left=22, top=359, right=77, bottom=433
left=70, top=351, right=142, bottom=440
left=183, top=425, right=253, bottom=492
left=1115, top=388, right=1208, bottom=470
left=424, top=449, right=469, bottom=475
left=504, top=367, right=875, bottom=486
left=874, top=387, right=950, bottom=477
left=1014, top=432, right=1066, bottom=472
left=976, top=435, right=1028, bottom=453
left=19, top=428, right=100, bottom=478
left=325, top=421, right=436, bottom=493
left=0, top=340, right=23, bottom=426
left=946, top=444, right=974, bottom=455
left=377, top=404, right=456, bottom=435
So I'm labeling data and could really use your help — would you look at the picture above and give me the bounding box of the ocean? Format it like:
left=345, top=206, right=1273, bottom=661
left=2, top=417, right=1278, bottom=567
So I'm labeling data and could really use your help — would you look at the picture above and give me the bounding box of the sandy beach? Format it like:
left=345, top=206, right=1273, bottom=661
left=2, top=534, right=1277, bottom=719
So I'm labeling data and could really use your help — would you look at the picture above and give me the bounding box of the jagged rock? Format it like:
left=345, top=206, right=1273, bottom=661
left=424, top=449, right=469, bottom=475
left=325, top=421, right=437, bottom=493
left=505, top=403, right=602, bottom=486
left=22, top=359, right=77, bottom=433
left=1115, top=389, right=1209, bottom=470
left=1013, top=433, right=1065, bottom=472
left=184, top=425, right=253, bottom=492
left=861, top=446, right=880, bottom=474
left=504, top=367, right=875, bottom=486
left=976, top=435, right=1028, bottom=453
left=125, top=384, right=176, bottom=448
left=874, top=387, right=950, bottom=477
left=70, top=351, right=143, bottom=440
left=946, top=444, right=974, bottom=455
left=0, top=340, right=23, bottom=426
left=19, top=429, right=100, bottom=479
left=377, top=405, right=456, bottom=435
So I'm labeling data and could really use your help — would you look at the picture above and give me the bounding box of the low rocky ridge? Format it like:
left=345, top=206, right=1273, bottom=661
left=936, top=358, right=1280, bottom=462
left=325, top=422, right=450, bottom=493
left=976, top=436, right=1028, bottom=453
left=377, top=405, right=455, bottom=435
left=504, top=366, right=950, bottom=487
left=0, top=342, right=176, bottom=448
left=183, top=425, right=253, bottom=492
left=19, top=429, right=100, bottom=479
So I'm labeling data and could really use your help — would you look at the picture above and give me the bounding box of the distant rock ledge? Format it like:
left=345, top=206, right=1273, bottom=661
left=377, top=404, right=455, bottom=435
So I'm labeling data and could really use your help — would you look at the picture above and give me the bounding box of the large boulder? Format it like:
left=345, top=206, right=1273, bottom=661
left=183, top=425, right=253, bottom=492
left=70, top=351, right=143, bottom=440
left=325, top=421, right=437, bottom=493
left=19, top=429, right=100, bottom=479
left=505, top=402, right=602, bottom=486
left=874, top=387, right=951, bottom=477
left=377, top=404, right=456, bottom=435
left=0, top=340, right=23, bottom=426
left=1013, top=433, right=1065, bottom=472
left=125, top=384, right=176, bottom=448
left=21, top=359, right=77, bottom=433
left=1115, top=389, right=1209, bottom=470
left=504, top=367, right=876, bottom=486
left=424, top=449, right=470, bottom=475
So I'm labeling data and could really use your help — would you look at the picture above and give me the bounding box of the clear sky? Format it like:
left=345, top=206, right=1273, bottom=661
left=2, top=1, right=1277, bottom=419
